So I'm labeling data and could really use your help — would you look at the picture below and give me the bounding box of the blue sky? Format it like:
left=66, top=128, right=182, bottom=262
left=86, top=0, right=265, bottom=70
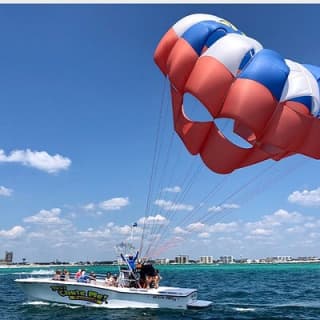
left=1, top=4, right=320, bottom=262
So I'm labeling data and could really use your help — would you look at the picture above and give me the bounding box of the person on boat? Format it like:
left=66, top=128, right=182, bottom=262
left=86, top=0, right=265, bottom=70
left=135, top=259, right=142, bottom=274
left=152, top=269, right=161, bottom=289
left=89, top=271, right=96, bottom=283
left=139, top=263, right=157, bottom=289
left=78, top=270, right=89, bottom=283
left=60, top=270, right=66, bottom=281
left=105, top=272, right=115, bottom=286
left=112, top=274, right=119, bottom=287
left=53, top=270, right=61, bottom=281
left=63, top=269, right=70, bottom=281
left=75, top=269, right=82, bottom=280
left=120, top=251, right=139, bottom=271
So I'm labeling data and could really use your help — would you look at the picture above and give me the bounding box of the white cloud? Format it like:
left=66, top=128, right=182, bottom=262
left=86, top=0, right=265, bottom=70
left=0, top=186, right=13, bottom=197
left=154, top=199, right=194, bottom=211
left=138, top=214, right=168, bottom=225
left=246, top=209, right=303, bottom=230
left=268, top=209, right=303, bottom=224
left=113, top=225, right=133, bottom=235
left=304, top=221, right=320, bottom=229
left=0, top=149, right=71, bottom=173
left=163, top=186, right=181, bottom=193
left=286, top=226, right=304, bottom=233
left=28, top=232, right=46, bottom=239
left=198, top=232, right=210, bottom=238
left=186, top=222, right=206, bottom=232
left=288, top=187, right=320, bottom=207
left=251, top=228, right=272, bottom=236
left=309, top=232, right=320, bottom=239
left=209, top=222, right=238, bottom=233
left=0, top=225, right=25, bottom=239
left=83, top=203, right=95, bottom=211
left=24, top=208, right=65, bottom=225
left=173, top=226, right=188, bottom=234
left=208, top=203, right=240, bottom=212
left=99, top=197, right=129, bottom=211
left=78, top=228, right=112, bottom=239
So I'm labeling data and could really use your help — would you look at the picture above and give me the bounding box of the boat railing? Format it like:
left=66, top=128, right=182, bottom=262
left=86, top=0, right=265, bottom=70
left=17, top=268, right=145, bottom=289
left=16, top=271, right=108, bottom=282
left=117, top=269, right=139, bottom=288
left=54, top=272, right=109, bottom=283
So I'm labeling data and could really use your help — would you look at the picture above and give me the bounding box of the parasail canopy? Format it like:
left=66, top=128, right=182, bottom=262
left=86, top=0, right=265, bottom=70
left=154, top=13, right=320, bottom=174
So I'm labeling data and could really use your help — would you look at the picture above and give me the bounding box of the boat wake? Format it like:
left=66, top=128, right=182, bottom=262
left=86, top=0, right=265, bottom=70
left=22, top=301, right=50, bottom=306
left=270, top=301, right=320, bottom=309
left=13, top=269, right=55, bottom=276
left=23, top=301, right=81, bottom=309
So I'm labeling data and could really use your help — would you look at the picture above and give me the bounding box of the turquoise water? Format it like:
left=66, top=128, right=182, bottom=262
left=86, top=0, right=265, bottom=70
left=2, top=263, right=320, bottom=319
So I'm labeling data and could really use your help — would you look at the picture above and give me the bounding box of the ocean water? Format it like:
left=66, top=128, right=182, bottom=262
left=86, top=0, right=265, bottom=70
left=2, top=263, right=320, bottom=319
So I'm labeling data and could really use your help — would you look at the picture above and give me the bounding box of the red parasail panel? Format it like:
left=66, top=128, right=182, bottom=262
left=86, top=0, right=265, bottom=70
left=185, top=56, right=234, bottom=117
left=154, top=14, right=320, bottom=174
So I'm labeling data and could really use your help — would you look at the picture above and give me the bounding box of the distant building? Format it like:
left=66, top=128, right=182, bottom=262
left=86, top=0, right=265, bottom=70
left=155, top=258, right=170, bottom=265
left=175, top=255, right=189, bottom=264
left=264, top=256, right=292, bottom=263
left=0, top=251, right=13, bottom=265
left=220, top=255, right=234, bottom=264
left=276, top=256, right=292, bottom=262
left=296, top=256, right=318, bottom=262
left=199, top=256, right=213, bottom=264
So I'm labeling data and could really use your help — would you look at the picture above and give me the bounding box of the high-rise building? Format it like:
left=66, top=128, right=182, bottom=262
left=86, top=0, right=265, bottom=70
left=155, top=258, right=170, bottom=265
left=220, top=255, right=234, bottom=264
left=175, top=255, right=189, bottom=264
left=0, top=251, right=13, bottom=265
left=5, top=251, right=13, bottom=263
left=200, top=256, right=213, bottom=264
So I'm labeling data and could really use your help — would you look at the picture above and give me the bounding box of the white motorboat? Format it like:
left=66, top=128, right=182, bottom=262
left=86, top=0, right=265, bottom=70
left=16, top=241, right=212, bottom=310
left=15, top=270, right=212, bottom=309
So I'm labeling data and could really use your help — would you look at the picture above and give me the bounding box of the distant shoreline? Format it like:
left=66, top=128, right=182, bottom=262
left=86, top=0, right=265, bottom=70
left=1, top=260, right=320, bottom=269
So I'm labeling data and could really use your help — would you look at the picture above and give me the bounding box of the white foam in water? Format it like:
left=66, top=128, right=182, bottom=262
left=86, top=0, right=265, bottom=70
left=30, top=269, right=55, bottom=275
left=23, top=301, right=81, bottom=309
left=88, top=304, right=111, bottom=309
left=23, top=301, right=50, bottom=306
left=51, top=303, right=81, bottom=309
left=13, top=269, right=55, bottom=276
left=273, top=302, right=320, bottom=309
left=234, top=307, right=256, bottom=312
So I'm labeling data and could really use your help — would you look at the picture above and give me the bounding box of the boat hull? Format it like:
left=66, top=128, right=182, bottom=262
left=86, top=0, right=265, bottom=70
left=15, top=278, right=211, bottom=309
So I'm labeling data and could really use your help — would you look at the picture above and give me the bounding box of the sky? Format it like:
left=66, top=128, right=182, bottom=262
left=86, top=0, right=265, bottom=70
left=1, top=3, right=320, bottom=263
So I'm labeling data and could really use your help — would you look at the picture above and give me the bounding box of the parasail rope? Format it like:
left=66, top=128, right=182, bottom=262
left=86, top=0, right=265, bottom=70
left=147, top=161, right=274, bottom=258
left=149, top=156, right=308, bottom=258
left=139, top=76, right=168, bottom=256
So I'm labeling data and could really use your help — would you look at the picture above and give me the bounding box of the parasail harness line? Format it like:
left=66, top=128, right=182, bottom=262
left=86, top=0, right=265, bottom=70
left=139, top=76, right=169, bottom=256
left=143, top=102, right=245, bottom=258
left=147, top=161, right=275, bottom=259
left=148, top=156, right=309, bottom=259
left=199, top=156, right=311, bottom=227
left=144, top=161, right=204, bottom=259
